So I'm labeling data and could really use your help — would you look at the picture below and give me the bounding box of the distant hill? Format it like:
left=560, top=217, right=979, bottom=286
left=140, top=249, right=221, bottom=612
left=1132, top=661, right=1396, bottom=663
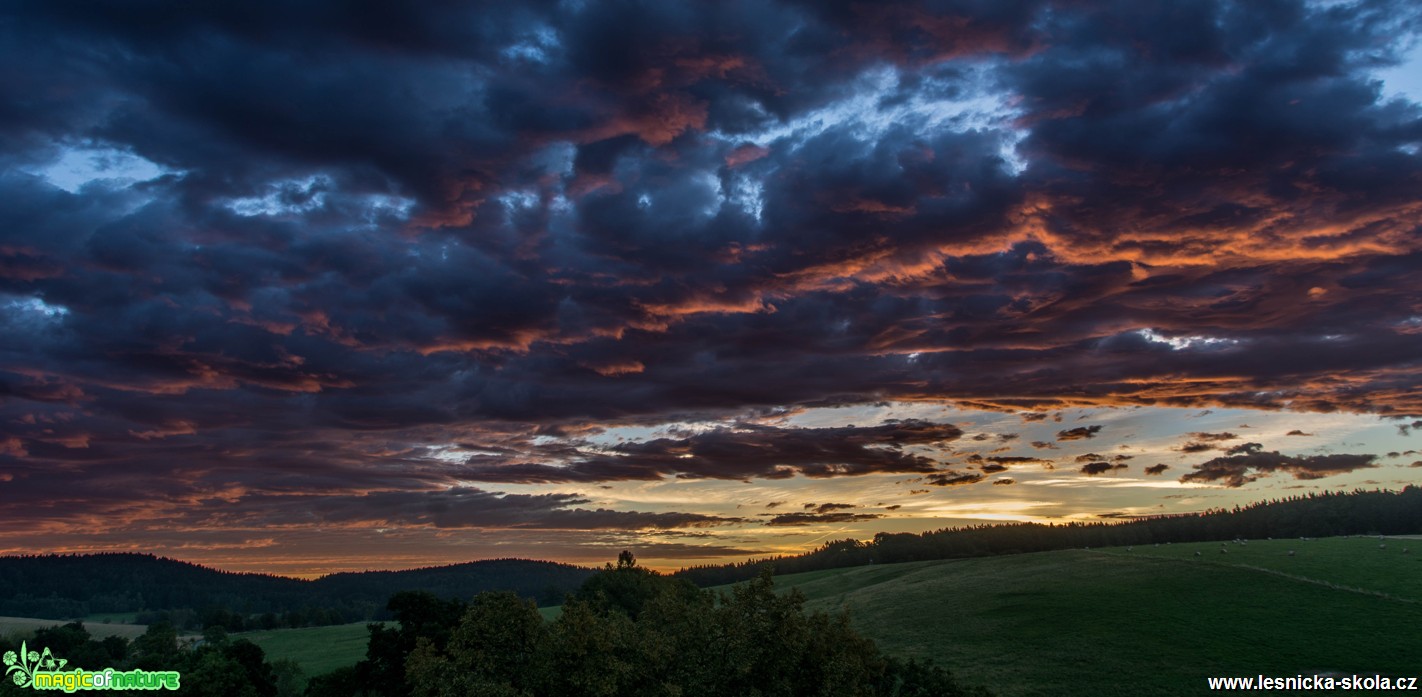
left=0, top=554, right=593, bottom=624
left=310, top=558, right=593, bottom=607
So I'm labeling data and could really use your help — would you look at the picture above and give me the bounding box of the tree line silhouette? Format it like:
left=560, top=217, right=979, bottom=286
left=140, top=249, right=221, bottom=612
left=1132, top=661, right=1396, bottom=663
left=0, top=556, right=591, bottom=629
left=675, top=488, right=1422, bottom=586
left=306, top=552, right=987, bottom=697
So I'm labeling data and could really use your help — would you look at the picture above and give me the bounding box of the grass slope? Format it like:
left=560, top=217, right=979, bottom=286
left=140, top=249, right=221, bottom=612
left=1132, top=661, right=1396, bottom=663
left=758, top=536, right=1422, bottom=697
left=237, top=622, right=379, bottom=677
left=203, top=535, right=1422, bottom=690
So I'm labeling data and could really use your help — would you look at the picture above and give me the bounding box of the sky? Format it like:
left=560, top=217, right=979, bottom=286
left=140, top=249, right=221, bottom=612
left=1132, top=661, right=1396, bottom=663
left=2, top=0, right=1422, bottom=578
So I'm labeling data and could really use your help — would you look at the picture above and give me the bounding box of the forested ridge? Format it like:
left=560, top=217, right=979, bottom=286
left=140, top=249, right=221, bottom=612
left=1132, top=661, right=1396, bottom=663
left=0, top=556, right=592, bottom=627
left=676, top=488, right=1422, bottom=586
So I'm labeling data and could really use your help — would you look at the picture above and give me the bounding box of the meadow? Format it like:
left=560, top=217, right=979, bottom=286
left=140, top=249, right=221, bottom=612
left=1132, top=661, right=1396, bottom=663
left=236, top=621, right=379, bottom=678
left=761, top=536, right=1422, bottom=697
left=246, top=535, right=1422, bottom=692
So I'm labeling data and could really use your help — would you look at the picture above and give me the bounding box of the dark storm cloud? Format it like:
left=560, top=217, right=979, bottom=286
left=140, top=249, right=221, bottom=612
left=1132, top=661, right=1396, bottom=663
left=614, top=541, right=767, bottom=559
left=1190, top=432, right=1238, bottom=442
left=3, top=0, right=1422, bottom=544
left=984, top=455, right=1050, bottom=466
left=925, top=471, right=984, bottom=487
left=457, top=420, right=963, bottom=483
left=764, top=512, right=884, bottom=527
left=807, top=502, right=858, bottom=514
left=1224, top=442, right=1265, bottom=456
left=1286, top=430, right=1314, bottom=436
left=276, top=488, right=745, bottom=530
left=1056, top=426, right=1104, bottom=441
left=1079, top=461, right=1127, bottom=476
left=1179, top=449, right=1378, bottom=487
left=1144, top=464, right=1170, bottom=475
left=0, top=478, right=740, bottom=536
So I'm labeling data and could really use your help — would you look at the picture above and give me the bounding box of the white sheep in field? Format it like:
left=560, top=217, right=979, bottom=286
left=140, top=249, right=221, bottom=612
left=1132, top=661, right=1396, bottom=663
left=1380, top=544, right=1387, bottom=550
left=1220, top=548, right=1228, bottom=554
left=1288, top=550, right=1295, bottom=557
left=1194, top=551, right=1202, bottom=557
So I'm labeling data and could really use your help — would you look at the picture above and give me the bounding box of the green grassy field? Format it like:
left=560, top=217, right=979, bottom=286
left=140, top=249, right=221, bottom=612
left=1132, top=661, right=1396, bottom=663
left=755, top=536, right=1422, bottom=697
left=0, top=616, right=376, bottom=681
left=236, top=621, right=380, bottom=678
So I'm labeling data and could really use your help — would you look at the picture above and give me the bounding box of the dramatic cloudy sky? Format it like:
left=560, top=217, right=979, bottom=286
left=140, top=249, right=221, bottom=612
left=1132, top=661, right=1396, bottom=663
left=3, top=0, right=1422, bottom=576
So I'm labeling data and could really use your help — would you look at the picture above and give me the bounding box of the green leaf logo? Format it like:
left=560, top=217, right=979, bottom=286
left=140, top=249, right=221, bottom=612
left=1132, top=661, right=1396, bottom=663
left=3, top=642, right=67, bottom=688
left=4, top=640, right=36, bottom=688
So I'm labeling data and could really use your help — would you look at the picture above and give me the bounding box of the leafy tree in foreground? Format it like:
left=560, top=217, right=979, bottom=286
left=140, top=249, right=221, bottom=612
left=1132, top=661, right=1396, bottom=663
left=360, top=591, right=469, bottom=697
left=397, top=555, right=987, bottom=697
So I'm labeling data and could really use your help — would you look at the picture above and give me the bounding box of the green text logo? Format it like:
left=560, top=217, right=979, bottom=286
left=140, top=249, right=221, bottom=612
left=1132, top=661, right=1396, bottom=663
left=5, top=642, right=180, bottom=692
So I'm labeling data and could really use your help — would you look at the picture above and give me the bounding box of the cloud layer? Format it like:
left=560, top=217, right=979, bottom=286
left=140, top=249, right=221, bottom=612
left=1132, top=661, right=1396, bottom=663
left=2, top=0, right=1421, bottom=564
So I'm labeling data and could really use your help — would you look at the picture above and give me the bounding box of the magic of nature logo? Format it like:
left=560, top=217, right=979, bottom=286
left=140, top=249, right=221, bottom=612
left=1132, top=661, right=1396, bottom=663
left=5, top=641, right=179, bottom=692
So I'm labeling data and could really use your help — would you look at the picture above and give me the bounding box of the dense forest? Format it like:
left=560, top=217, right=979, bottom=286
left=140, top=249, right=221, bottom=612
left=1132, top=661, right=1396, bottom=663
left=306, top=552, right=986, bottom=697
left=676, top=488, right=1422, bottom=586
left=0, top=556, right=592, bottom=628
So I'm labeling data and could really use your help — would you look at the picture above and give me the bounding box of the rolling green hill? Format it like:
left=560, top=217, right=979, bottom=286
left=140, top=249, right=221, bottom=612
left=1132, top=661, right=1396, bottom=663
left=755, top=536, right=1422, bottom=697
left=237, top=621, right=378, bottom=678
